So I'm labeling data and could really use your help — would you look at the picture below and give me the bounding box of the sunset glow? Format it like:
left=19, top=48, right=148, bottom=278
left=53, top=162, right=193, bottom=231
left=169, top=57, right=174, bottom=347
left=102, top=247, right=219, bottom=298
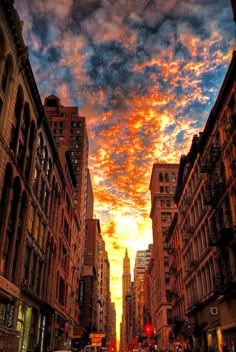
left=15, top=0, right=235, bottom=339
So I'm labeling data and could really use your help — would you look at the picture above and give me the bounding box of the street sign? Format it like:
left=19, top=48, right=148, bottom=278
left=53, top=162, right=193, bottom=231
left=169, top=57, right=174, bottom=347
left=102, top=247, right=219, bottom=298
left=90, top=333, right=106, bottom=346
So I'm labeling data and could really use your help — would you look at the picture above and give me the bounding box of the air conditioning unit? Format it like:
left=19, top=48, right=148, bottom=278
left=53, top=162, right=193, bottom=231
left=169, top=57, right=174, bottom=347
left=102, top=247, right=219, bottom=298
left=210, top=307, right=218, bottom=315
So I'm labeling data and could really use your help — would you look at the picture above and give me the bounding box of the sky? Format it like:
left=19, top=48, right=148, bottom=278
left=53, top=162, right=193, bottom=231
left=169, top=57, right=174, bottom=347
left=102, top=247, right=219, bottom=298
left=15, top=0, right=235, bottom=340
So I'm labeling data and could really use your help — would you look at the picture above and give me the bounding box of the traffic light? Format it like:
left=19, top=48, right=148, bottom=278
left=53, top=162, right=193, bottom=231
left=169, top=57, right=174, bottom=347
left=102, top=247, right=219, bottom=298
left=144, top=324, right=153, bottom=337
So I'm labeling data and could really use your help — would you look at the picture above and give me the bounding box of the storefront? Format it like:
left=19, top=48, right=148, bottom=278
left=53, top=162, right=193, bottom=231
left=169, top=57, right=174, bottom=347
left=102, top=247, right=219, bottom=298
left=16, top=298, right=53, bottom=352
left=0, top=274, right=20, bottom=351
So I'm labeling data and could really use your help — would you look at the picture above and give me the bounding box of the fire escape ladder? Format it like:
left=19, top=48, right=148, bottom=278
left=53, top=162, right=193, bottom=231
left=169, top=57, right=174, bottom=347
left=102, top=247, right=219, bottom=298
left=200, top=144, right=221, bottom=173
left=215, top=257, right=225, bottom=292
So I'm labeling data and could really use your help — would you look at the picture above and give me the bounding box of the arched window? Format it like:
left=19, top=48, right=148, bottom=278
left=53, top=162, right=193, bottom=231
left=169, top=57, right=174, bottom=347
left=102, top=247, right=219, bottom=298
left=164, top=173, right=169, bottom=182
left=12, top=190, right=27, bottom=283
left=0, top=164, right=13, bottom=231
left=1, top=56, right=10, bottom=92
left=171, top=173, right=176, bottom=182
left=25, top=121, right=36, bottom=181
left=44, top=148, right=48, bottom=172
left=10, top=86, right=24, bottom=151
left=159, top=173, right=164, bottom=182
left=4, top=176, right=21, bottom=279
left=15, top=86, right=24, bottom=120
left=47, top=158, right=52, bottom=180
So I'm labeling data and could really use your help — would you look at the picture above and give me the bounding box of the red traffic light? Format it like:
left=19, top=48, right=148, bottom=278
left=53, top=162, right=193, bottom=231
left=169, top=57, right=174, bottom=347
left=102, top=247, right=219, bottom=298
left=144, top=324, right=153, bottom=337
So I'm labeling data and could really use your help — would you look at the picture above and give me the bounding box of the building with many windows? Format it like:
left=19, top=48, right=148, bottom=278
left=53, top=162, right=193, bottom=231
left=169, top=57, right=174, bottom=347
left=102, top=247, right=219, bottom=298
left=0, top=1, right=89, bottom=350
left=44, top=94, right=89, bottom=274
left=133, top=247, right=152, bottom=341
left=172, top=52, right=236, bottom=352
left=149, top=163, right=179, bottom=350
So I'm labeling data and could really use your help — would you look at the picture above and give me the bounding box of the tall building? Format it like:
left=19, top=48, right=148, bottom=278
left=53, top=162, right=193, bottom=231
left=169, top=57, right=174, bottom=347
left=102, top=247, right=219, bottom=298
left=86, top=169, right=94, bottom=219
left=97, top=234, right=110, bottom=338
left=79, top=219, right=100, bottom=334
left=122, top=249, right=131, bottom=302
left=149, top=163, right=179, bottom=350
left=120, top=249, right=131, bottom=352
left=133, top=247, right=152, bottom=340
left=44, top=95, right=89, bottom=271
left=172, top=52, right=236, bottom=352
left=108, top=302, right=117, bottom=352
left=0, top=1, right=81, bottom=350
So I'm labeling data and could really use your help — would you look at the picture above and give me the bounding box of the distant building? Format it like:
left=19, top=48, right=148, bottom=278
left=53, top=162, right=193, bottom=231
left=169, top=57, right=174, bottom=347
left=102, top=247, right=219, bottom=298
left=97, top=234, right=110, bottom=338
left=133, top=247, right=152, bottom=339
left=149, top=163, right=179, bottom=350
left=120, top=249, right=131, bottom=352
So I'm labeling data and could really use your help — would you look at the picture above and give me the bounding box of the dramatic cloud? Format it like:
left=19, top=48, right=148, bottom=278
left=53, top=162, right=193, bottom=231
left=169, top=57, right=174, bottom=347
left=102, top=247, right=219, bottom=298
left=15, top=0, right=235, bottom=338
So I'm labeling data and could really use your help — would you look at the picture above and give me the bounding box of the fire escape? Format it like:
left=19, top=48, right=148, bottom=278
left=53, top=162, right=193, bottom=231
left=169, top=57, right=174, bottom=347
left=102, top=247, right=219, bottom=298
left=214, top=252, right=235, bottom=294
left=200, top=140, right=235, bottom=296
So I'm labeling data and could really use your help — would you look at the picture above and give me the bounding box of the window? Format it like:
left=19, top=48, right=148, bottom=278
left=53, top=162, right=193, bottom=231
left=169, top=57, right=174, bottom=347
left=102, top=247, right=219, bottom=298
left=159, top=173, right=164, bottom=182
left=171, top=173, right=176, bottom=182
left=167, top=309, right=172, bottom=325
left=160, top=186, right=164, bottom=193
left=172, top=186, right=176, bottom=193
left=32, top=168, right=39, bottom=194
left=61, top=246, right=67, bottom=271
left=33, top=212, right=40, bottom=241
left=1, top=57, right=10, bottom=92
left=24, top=245, right=31, bottom=280
left=164, top=256, right=169, bottom=266
left=165, top=272, right=170, bottom=284
left=59, top=277, right=65, bottom=305
left=46, top=99, right=57, bottom=107
left=161, top=212, right=172, bottom=222
left=162, top=227, right=169, bottom=237
left=164, top=173, right=169, bottom=182
left=165, top=186, right=170, bottom=193
left=163, top=241, right=168, bottom=249
left=161, top=200, right=165, bottom=207
left=0, top=97, right=3, bottom=117
left=64, top=219, right=69, bottom=239
left=166, top=200, right=171, bottom=207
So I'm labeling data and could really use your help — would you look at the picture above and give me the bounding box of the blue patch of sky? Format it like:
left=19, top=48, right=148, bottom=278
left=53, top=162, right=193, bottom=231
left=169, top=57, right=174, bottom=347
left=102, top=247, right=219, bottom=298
left=31, top=14, right=49, bottom=46
left=175, top=130, right=185, bottom=144
left=93, top=124, right=114, bottom=136
left=165, top=124, right=176, bottom=134
left=44, top=46, right=62, bottom=64
left=199, top=64, right=228, bottom=92
left=173, top=41, right=191, bottom=60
